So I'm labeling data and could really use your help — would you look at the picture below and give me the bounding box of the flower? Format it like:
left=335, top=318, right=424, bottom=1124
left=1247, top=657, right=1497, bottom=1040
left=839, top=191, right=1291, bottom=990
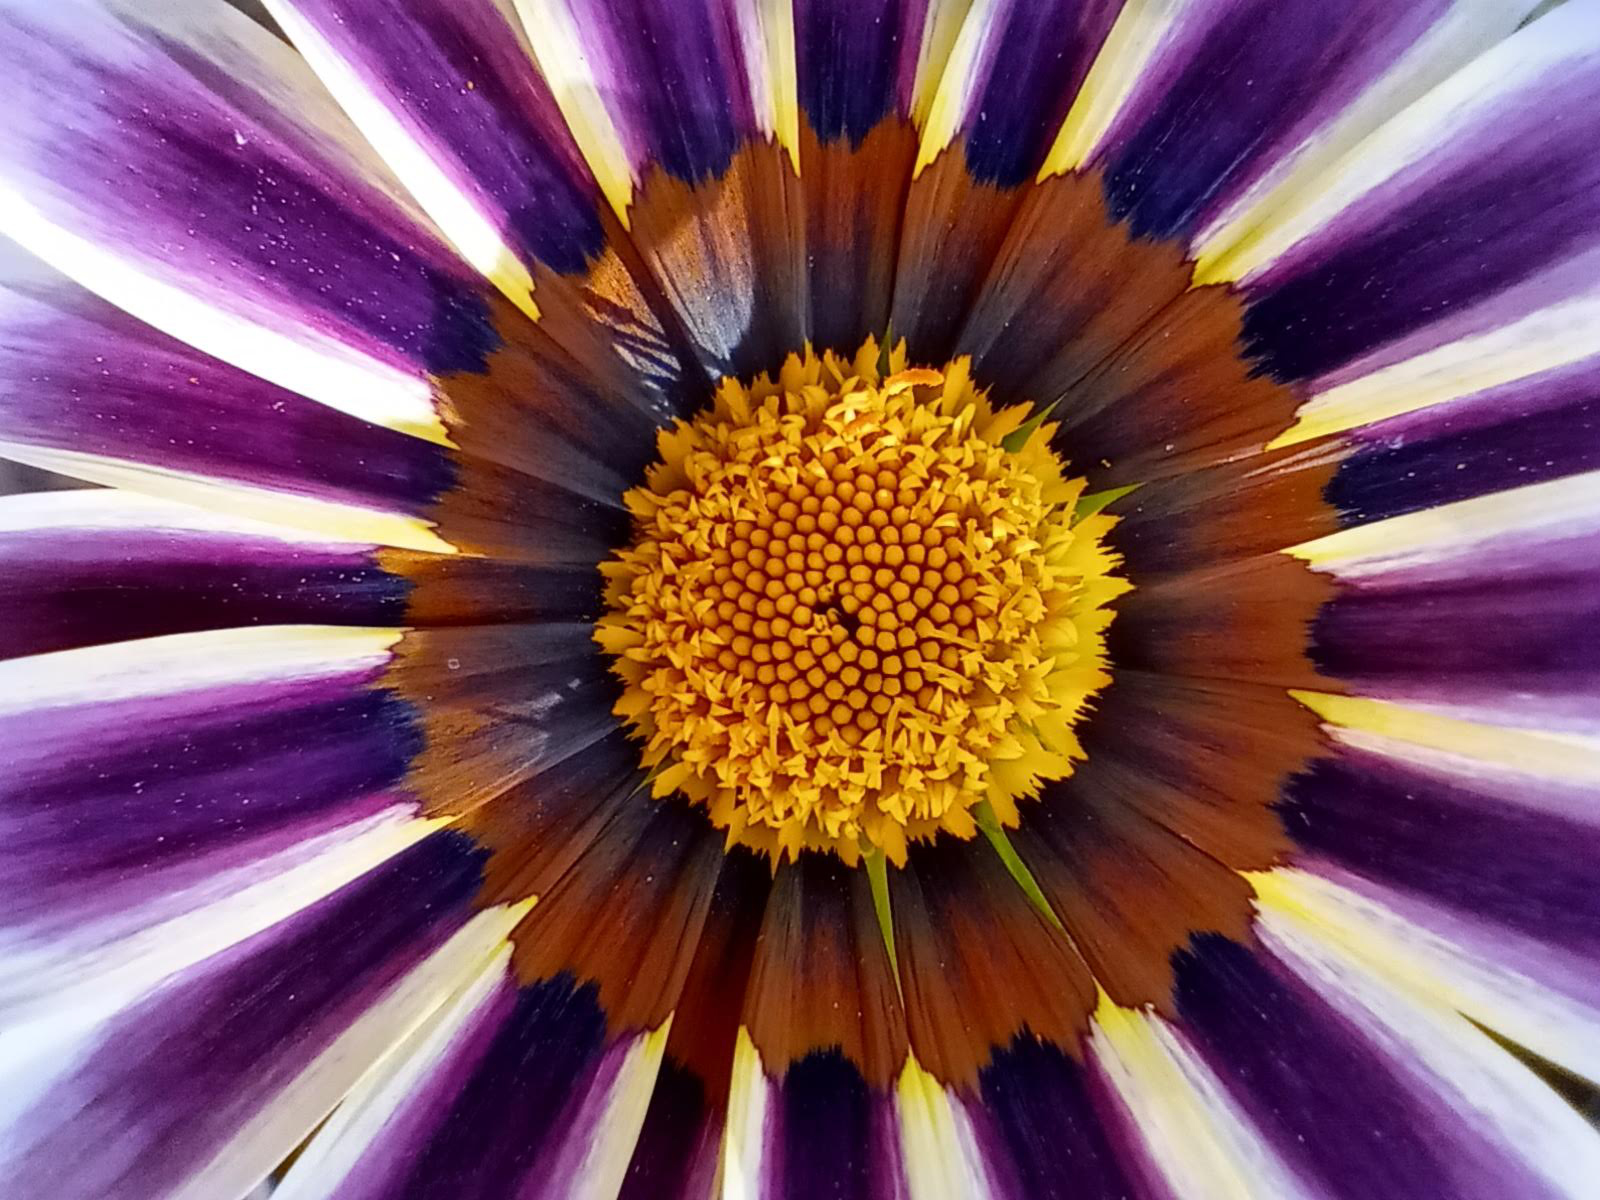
left=0, top=0, right=1597, bottom=1196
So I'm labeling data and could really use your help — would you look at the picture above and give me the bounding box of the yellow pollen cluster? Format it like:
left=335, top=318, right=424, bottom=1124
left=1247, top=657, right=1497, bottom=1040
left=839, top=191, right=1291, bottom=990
left=596, top=340, right=1127, bottom=864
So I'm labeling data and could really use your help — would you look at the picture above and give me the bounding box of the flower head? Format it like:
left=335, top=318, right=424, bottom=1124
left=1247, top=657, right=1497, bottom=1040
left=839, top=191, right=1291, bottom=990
left=1, top=0, right=1599, bottom=1197
left=598, top=341, right=1125, bottom=863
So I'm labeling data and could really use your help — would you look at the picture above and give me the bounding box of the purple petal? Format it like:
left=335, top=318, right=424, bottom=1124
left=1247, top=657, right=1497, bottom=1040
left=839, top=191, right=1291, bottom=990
left=0, top=0, right=495, bottom=438
left=1174, top=934, right=1550, bottom=1200
left=1313, top=561, right=1600, bottom=694
left=0, top=497, right=407, bottom=660
left=953, top=0, right=1120, bottom=187
left=892, top=0, right=1121, bottom=360
left=1281, top=751, right=1600, bottom=963
left=1096, top=0, right=1456, bottom=243
left=2, top=831, right=491, bottom=1200
left=0, top=283, right=452, bottom=521
left=1331, top=354, right=1600, bottom=522
left=1241, top=6, right=1600, bottom=385
left=971, top=1037, right=1141, bottom=1200
left=764, top=1053, right=906, bottom=1199
left=303, top=973, right=612, bottom=1199
left=530, top=0, right=758, bottom=184
left=267, top=0, right=606, bottom=275
left=794, top=0, right=927, bottom=146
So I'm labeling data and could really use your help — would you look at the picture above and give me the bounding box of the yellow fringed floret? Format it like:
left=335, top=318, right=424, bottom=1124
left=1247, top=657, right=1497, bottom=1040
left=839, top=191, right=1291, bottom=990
left=595, top=339, right=1128, bottom=865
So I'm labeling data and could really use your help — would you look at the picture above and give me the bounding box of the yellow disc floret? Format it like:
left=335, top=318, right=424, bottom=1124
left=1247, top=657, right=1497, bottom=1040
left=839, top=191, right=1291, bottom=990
left=596, top=340, right=1128, bottom=864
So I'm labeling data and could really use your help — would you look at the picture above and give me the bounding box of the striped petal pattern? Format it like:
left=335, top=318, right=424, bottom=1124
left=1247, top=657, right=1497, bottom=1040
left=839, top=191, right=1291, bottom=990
left=0, top=0, right=494, bottom=444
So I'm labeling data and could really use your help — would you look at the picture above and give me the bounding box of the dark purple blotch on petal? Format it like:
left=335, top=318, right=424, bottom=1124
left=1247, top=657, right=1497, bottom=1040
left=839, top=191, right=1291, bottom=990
left=282, top=2, right=606, bottom=274
left=768, top=1050, right=903, bottom=1200
left=1312, top=567, right=1600, bottom=688
left=973, top=1035, right=1139, bottom=1200
left=0, top=286, right=456, bottom=514
left=388, top=974, right=608, bottom=1200
left=101, top=32, right=501, bottom=375
left=583, top=0, right=744, bottom=182
left=1279, top=756, right=1600, bottom=959
left=621, top=1060, right=712, bottom=1200
left=962, top=0, right=1120, bottom=187
left=0, top=532, right=408, bottom=660
left=795, top=0, right=919, bottom=146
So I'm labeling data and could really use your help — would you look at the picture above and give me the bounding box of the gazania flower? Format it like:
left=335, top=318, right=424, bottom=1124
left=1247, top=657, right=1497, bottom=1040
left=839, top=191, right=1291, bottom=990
left=4, top=0, right=1600, bottom=1195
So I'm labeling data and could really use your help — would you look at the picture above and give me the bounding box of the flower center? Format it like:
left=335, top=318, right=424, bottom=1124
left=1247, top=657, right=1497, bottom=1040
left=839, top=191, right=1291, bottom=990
left=596, top=341, right=1127, bottom=864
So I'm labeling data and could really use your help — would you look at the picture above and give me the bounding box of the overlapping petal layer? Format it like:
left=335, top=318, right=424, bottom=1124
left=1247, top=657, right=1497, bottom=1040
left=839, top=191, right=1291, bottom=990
left=3, top=0, right=1600, bottom=1196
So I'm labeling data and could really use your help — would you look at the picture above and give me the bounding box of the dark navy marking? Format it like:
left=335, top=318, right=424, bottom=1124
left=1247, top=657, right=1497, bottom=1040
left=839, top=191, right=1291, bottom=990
left=975, top=1034, right=1138, bottom=1200
left=796, top=0, right=907, bottom=146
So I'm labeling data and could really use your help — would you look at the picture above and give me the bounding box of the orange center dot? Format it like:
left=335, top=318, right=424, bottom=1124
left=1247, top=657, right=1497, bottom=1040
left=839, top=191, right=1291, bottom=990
left=596, top=340, right=1127, bottom=865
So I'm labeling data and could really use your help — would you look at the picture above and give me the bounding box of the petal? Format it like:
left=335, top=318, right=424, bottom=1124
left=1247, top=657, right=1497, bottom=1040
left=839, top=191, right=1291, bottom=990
left=512, top=0, right=809, bottom=374
left=383, top=623, right=626, bottom=822
left=0, top=0, right=500, bottom=444
left=0, top=276, right=649, bottom=565
left=761, top=1048, right=908, bottom=1197
left=1110, top=554, right=1335, bottom=688
left=916, top=0, right=1119, bottom=189
left=504, top=800, right=724, bottom=1031
left=889, top=837, right=1094, bottom=1089
left=0, top=280, right=454, bottom=551
left=1011, top=785, right=1258, bottom=1014
left=1271, top=256, right=1600, bottom=448
left=514, top=0, right=771, bottom=201
left=268, top=937, right=518, bottom=1200
left=260, top=0, right=604, bottom=313
left=744, top=854, right=907, bottom=1087
left=1106, top=441, right=1344, bottom=580
left=260, top=0, right=707, bottom=434
left=1249, top=864, right=1600, bottom=1092
left=0, top=626, right=438, bottom=1014
left=1281, top=750, right=1600, bottom=971
left=1295, top=467, right=1600, bottom=710
left=282, top=801, right=723, bottom=1199
left=1312, top=561, right=1600, bottom=699
left=1327, top=353, right=1600, bottom=525
left=0, top=831, right=516, bottom=1200
left=792, top=0, right=953, bottom=352
left=728, top=854, right=909, bottom=1198
left=1090, top=1002, right=1317, bottom=1200
left=1256, top=887, right=1600, bottom=1200
left=279, top=969, right=665, bottom=1200
left=1231, top=2, right=1600, bottom=415
left=947, top=170, right=1302, bottom=485
left=967, top=1033, right=1141, bottom=1199
left=0, top=491, right=406, bottom=659
left=1292, top=469, right=1600, bottom=585
left=0, top=622, right=398, bottom=721
left=1293, top=689, right=1600, bottom=780
left=1172, top=933, right=1563, bottom=1199
left=1055, top=0, right=1538, bottom=246
left=1193, top=0, right=1544, bottom=267
left=1030, top=672, right=1315, bottom=872
left=894, top=0, right=1120, bottom=358
left=623, top=850, right=773, bottom=1199
left=893, top=1057, right=997, bottom=1200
